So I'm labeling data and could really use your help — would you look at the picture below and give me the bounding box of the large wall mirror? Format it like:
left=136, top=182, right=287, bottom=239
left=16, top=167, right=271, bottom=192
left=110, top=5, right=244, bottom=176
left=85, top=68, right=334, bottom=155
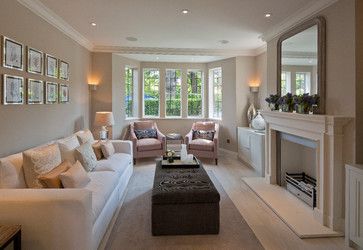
left=277, top=16, right=326, bottom=113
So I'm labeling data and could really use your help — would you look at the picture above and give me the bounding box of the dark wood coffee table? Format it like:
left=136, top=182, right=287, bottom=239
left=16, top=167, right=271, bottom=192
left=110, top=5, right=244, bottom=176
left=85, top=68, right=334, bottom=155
left=151, top=160, right=220, bottom=235
left=0, top=225, right=21, bottom=250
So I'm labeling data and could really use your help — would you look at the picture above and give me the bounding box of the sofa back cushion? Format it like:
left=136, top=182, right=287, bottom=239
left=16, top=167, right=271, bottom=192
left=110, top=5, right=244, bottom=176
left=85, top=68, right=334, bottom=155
left=0, top=153, right=26, bottom=188
left=23, top=144, right=62, bottom=188
left=58, top=135, right=80, bottom=164
left=76, top=130, right=95, bottom=144
left=193, top=122, right=215, bottom=131
left=134, top=121, right=154, bottom=130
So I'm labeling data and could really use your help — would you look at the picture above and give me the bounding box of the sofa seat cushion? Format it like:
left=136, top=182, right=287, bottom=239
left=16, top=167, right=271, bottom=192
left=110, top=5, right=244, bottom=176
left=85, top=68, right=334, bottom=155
left=85, top=171, right=119, bottom=223
left=94, top=153, right=132, bottom=177
left=189, top=139, right=214, bottom=152
left=137, top=138, right=162, bottom=151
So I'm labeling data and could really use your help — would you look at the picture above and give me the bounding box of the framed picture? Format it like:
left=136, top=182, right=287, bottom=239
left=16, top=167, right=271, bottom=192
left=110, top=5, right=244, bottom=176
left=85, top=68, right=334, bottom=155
left=45, top=54, right=58, bottom=78
left=45, top=82, right=58, bottom=104
left=59, top=60, right=69, bottom=80
left=2, top=74, right=24, bottom=105
left=2, top=37, right=23, bottom=70
left=27, top=47, right=43, bottom=75
left=27, top=79, right=44, bottom=104
left=59, top=84, right=69, bottom=103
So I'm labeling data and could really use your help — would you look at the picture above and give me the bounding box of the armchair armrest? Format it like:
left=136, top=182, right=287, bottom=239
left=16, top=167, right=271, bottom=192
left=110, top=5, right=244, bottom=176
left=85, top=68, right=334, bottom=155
left=0, top=189, right=93, bottom=250
left=155, top=125, right=166, bottom=151
left=214, top=124, right=219, bottom=151
left=110, top=140, right=133, bottom=156
left=129, top=124, right=138, bottom=157
left=185, top=129, right=193, bottom=146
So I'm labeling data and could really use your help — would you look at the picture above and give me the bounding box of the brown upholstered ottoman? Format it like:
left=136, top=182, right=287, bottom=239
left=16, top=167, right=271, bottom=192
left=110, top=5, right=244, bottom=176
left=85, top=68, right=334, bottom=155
left=151, top=160, right=220, bottom=236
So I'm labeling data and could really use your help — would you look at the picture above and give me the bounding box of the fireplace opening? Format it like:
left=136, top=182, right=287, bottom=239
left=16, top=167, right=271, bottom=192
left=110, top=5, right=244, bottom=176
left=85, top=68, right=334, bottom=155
left=277, top=132, right=317, bottom=208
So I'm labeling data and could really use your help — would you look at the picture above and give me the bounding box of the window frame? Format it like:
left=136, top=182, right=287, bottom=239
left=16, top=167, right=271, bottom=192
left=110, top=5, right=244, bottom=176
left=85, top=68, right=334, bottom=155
left=208, top=67, right=222, bottom=120
left=142, top=68, right=160, bottom=118
left=187, top=69, right=204, bottom=118
left=165, top=68, right=182, bottom=118
left=124, top=66, right=138, bottom=119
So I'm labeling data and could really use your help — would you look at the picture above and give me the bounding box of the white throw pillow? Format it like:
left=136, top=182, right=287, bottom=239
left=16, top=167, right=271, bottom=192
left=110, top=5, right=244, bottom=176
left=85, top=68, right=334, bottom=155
left=76, top=130, right=95, bottom=144
left=101, top=141, right=115, bottom=159
left=75, top=142, right=97, bottom=172
left=0, top=159, right=23, bottom=188
left=58, top=135, right=80, bottom=164
left=22, top=144, right=62, bottom=188
left=59, top=161, right=90, bottom=188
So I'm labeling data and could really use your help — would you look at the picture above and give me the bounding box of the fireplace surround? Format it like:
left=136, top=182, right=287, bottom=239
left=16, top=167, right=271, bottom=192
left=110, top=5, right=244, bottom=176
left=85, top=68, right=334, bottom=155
left=261, top=111, right=352, bottom=232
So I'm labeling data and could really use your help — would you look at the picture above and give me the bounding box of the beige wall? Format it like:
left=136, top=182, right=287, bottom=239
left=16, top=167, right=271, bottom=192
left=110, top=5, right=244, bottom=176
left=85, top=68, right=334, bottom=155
left=0, top=0, right=91, bottom=157
left=356, top=0, right=363, bottom=163
left=261, top=0, right=356, bottom=163
left=90, top=53, right=140, bottom=139
left=256, top=52, right=268, bottom=110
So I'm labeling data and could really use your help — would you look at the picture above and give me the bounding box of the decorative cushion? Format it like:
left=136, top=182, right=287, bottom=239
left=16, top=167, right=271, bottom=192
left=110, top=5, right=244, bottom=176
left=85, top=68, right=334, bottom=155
left=101, top=141, right=115, bottom=159
left=137, top=138, right=162, bottom=151
left=59, top=161, right=91, bottom=188
left=58, top=135, right=80, bottom=164
left=75, top=142, right=97, bottom=172
left=189, top=139, right=215, bottom=151
left=76, top=130, right=95, bottom=144
left=92, top=142, right=104, bottom=160
left=22, top=144, right=62, bottom=188
left=38, top=161, right=72, bottom=188
left=0, top=159, right=23, bottom=188
left=134, top=128, right=157, bottom=140
left=192, top=130, right=215, bottom=141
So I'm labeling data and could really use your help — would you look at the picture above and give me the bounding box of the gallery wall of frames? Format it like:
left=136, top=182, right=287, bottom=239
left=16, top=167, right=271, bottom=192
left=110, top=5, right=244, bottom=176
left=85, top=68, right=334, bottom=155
left=1, top=36, right=70, bottom=105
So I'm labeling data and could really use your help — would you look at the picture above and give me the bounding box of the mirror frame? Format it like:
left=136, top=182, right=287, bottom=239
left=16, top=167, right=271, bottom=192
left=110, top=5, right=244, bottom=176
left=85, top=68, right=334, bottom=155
left=277, top=16, right=326, bottom=114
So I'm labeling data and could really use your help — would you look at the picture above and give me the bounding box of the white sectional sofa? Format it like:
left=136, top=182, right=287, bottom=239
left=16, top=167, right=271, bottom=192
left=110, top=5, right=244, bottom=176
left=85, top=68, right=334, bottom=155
left=0, top=131, right=133, bottom=250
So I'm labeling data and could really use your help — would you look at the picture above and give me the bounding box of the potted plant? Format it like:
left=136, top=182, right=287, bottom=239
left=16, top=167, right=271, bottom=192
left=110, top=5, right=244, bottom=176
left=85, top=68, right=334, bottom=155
left=293, top=94, right=320, bottom=114
left=278, top=93, right=294, bottom=112
left=265, top=94, right=279, bottom=111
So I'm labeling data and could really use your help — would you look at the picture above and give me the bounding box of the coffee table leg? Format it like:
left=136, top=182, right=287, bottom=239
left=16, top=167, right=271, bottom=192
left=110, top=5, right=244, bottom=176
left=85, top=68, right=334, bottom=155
left=13, top=231, right=21, bottom=250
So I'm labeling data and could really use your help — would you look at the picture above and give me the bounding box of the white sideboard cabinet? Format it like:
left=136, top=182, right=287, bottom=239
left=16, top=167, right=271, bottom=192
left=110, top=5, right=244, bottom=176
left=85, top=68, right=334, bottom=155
left=237, top=127, right=265, bottom=176
left=346, top=164, right=363, bottom=249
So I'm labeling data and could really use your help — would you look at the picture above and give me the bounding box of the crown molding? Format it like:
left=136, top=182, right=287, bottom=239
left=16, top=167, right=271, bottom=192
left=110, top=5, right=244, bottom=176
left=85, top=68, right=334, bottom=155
left=253, top=44, right=267, bottom=56
left=92, top=45, right=266, bottom=57
left=260, top=0, right=338, bottom=42
left=17, top=0, right=94, bottom=50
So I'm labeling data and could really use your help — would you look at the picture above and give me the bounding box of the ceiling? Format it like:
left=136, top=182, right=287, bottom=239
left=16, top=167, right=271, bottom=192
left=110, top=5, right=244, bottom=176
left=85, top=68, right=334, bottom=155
left=36, top=0, right=322, bottom=62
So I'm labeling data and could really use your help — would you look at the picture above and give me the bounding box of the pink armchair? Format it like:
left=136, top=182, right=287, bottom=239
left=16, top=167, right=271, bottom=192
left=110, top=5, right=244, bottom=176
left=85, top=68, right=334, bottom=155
left=185, top=122, right=219, bottom=165
left=130, top=121, right=166, bottom=164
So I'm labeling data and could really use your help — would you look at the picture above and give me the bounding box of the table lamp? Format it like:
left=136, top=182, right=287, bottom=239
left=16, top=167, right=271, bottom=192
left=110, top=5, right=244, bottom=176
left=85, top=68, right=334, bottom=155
left=94, top=112, right=114, bottom=140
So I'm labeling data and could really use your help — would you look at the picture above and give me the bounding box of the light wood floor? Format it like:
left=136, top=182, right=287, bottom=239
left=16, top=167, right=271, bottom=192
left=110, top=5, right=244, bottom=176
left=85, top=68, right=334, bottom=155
left=200, top=152, right=350, bottom=250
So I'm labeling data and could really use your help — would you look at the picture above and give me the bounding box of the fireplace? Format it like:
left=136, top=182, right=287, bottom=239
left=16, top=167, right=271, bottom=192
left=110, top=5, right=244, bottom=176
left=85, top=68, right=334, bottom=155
left=277, top=132, right=317, bottom=208
left=261, top=111, right=352, bottom=233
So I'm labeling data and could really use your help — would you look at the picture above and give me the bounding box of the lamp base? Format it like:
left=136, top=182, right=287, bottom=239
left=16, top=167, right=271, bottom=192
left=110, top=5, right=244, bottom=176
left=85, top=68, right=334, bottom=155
left=99, top=126, right=108, bottom=140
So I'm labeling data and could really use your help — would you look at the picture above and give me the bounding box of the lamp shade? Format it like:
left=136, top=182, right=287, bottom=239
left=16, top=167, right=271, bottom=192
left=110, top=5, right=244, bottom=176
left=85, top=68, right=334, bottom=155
left=94, top=112, right=115, bottom=127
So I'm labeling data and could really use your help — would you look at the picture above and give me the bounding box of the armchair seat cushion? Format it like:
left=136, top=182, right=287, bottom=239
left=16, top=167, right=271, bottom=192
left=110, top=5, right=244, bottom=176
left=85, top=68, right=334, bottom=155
left=189, top=139, right=214, bottom=152
left=137, top=138, right=162, bottom=151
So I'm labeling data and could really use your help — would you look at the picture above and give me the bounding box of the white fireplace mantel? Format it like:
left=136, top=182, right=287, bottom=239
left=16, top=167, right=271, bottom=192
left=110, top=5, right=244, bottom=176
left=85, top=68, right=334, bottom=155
left=261, top=110, right=352, bottom=232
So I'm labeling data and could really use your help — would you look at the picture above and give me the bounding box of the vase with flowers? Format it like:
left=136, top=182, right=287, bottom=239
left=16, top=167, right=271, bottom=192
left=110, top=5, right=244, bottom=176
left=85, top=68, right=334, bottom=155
left=277, top=93, right=294, bottom=112
left=265, top=94, right=279, bottom=111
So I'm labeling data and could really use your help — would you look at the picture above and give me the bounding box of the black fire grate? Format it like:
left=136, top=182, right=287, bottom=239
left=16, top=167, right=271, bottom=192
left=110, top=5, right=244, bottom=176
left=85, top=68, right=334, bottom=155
left=285, top=172, right=317, bottom=208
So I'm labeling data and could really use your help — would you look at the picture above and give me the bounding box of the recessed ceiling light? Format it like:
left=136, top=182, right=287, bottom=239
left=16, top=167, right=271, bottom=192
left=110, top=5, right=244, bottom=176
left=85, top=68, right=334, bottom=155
left=126, top=37, right=138, bottom=42
left=181, top=9, right=189, bottom=14
left=219, top=40, right=229, bottom=44
left=91, top=22, right=97, bottom=26
left=156, top=56, right=160, bottom=60
left=265, top=13, right=272, bottom=18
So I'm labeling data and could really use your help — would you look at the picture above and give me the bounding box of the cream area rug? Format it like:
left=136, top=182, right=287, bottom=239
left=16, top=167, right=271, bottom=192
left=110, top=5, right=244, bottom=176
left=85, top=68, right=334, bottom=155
left=105, top=163, right=264, bottom=250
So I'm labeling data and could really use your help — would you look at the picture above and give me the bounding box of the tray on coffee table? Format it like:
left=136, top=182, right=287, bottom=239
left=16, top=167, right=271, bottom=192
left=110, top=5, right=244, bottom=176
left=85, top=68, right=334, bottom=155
left=161, top=156, right=200, bottom=168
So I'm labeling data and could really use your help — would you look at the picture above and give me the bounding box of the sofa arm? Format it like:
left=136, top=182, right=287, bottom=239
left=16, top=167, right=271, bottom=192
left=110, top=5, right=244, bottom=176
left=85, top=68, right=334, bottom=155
left=111, top=140, right=133, bottom=156
left=0, top=189, right=93, bottom=250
